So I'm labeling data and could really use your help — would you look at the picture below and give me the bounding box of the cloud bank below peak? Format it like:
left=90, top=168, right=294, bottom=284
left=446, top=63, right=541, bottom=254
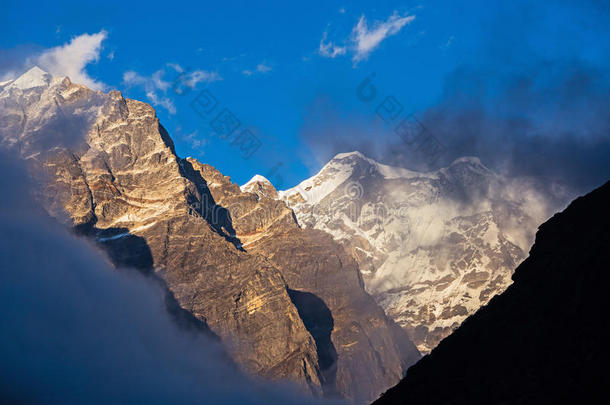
left=0, top=152, right=326, bottom=405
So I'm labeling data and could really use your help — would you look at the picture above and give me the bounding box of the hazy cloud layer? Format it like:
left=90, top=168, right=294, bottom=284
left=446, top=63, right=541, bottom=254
left=0, top=153, right=331, bottom=404
left=303, top=2, right=610, bottom=202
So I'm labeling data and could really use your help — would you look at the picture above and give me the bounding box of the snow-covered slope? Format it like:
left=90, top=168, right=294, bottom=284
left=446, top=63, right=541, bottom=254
left=240, top=175, right=279, bottom=199
left=8, top=66, right=52, bottom=90
left=281, top=151, right=550, bottom=353
left=0, top=66, right=106, bottom=159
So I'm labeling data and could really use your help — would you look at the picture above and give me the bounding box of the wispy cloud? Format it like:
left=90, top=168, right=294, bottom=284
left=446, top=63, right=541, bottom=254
left=441, top=35, right=455, bottom=50
left=318, top=31, right=347, bottom=58
left=351, top=12, right=415, bottom=62
left=317, top=11, right=415, bottom=64
left=36, top=30, right=108, bottom=89
left=256, top=62, right=272, bottom=73
left=122, top=69, right=176, bottom=113
left=123, top=64, right=220, bottom=114
left=242, top=62, right=273, bottom=76
left=166, top=62, right=184, bottom=73
left=168, top=63, right=221, bottom=86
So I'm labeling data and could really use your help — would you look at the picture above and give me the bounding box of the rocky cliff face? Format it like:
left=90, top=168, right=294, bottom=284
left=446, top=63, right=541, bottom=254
left=0, top=67, right=418, bottom=403
left=374, top=180, right=610, bottom=404
left=280, top=151, right=549, bottom=353
left=189, top=163, right=420, bottom=402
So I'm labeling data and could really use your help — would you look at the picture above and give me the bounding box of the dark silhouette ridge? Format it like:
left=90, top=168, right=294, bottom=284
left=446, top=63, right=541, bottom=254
left=374, top=181, right=610, bottom=404
left=288, top=289, right=339, bottom=398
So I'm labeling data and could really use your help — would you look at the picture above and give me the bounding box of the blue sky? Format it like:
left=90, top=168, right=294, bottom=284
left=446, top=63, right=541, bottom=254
left=2, top=0, right=610, bottom=189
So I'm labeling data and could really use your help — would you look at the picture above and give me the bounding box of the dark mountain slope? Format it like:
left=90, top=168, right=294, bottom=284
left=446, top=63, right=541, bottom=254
left=374, top=181, right=610, bottom=404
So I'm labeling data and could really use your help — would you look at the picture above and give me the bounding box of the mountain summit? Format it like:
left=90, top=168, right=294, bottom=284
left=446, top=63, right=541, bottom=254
left=8, top=66, right=52, bottom=90
left=281, top=151, right=550, bottom=353
left=0, top=71, right=419, bottom=403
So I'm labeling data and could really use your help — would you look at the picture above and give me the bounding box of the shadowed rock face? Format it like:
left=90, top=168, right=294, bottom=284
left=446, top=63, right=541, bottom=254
left=187, top=160, right=421, bottom=403
left=374, top=181, right=610, bottom=404
left=0, top=68, right=419, bottom=403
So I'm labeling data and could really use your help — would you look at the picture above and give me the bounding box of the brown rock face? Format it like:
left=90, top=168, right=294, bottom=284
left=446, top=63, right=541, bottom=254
left=0, top=68, right=419, bottom=403
left=188, top=163, right=421, bottom=403
left=1, top=71, right=321, bottom=394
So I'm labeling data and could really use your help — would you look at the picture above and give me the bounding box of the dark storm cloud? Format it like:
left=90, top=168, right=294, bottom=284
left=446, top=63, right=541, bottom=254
left=397, top=61, right=610, bottom=193
left=301, top=1, right=610, bottom=200
left=0, top=153, right=331, bottom=404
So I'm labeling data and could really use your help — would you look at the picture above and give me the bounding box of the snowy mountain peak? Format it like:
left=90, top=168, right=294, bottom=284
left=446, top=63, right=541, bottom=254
left=9, top=66, right=52, bottom=90
left=451, top=156, right=482, bottom=166
left=240, top=174, right=278, bottom=199
left=280, top=150, right=548, bottom=354
left=329, top=150, right=379, bottom=169
left=241, top=174, right=272, bottom=189
left=332, top=151, right=367, bottom=160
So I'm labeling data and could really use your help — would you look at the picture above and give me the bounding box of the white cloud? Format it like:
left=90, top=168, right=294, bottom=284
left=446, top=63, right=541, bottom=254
left=441, top=35, right=455, bottom=50
left=256, top=63, right=272, bottom=73
left=318, top=31, right=347, bottom=58
left=123, top=69, right=175, bottom=114
left=187, top=69, right=221, bottom=86
left=182, top=129, right=207, bottom=152
left=316, top=11, right=415, bottom=64
left=351, top=12, right=415, bottom=62
left=123, top=66, right=221, bottom=114
left=166, top=63, right=221, bottom=85
left=167, top=62, right=184, bottom=73
left=242, top=62, right=273, bottom=76
left=36, top=30, right=108, bottom=90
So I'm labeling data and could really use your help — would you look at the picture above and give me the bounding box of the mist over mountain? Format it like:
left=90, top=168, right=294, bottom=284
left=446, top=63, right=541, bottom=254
left=2, top=2, right=609, bottom=403
left=0, top=66, right=418, bottom=404
left=300, top=2, right=610, bottom=203
left=280, top=151, right=550, bottom=353
left=0, top=151, right=329, bottom=405
left=374, top=180, right=610, bottom=404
